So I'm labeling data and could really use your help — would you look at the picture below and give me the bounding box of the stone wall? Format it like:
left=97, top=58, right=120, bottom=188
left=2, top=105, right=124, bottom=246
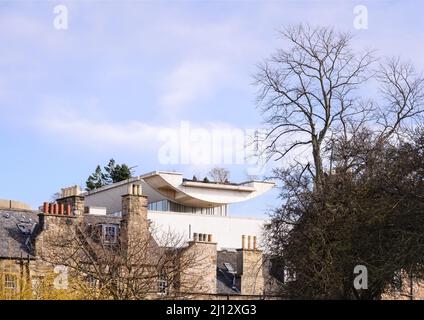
left=0, top=199, right=31, bottom=210
left=179, top=240, right=217, bottom=296
left=382, top=272, right=424, bottom=300
left=121, top=192, right=149, bottom=254
left=56, top=195, right=85, bottom=216
left=237, top=249, right=264, bottom=296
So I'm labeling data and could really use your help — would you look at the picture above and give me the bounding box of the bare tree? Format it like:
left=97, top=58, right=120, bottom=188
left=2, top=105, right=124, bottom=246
left=254, top=25, right=375, bottom=187
left=255, top=25, right=424, bottom=189
left=208, top=167, right=230, bottom=183
left=260, top=24, right=424, bottom=300
left=376, top=57, right=424, bottom=141
left=38, top=221, right=212, bottom=300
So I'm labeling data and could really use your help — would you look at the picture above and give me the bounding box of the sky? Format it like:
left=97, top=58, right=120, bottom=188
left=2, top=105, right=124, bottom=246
left=0, top=0, right=423, bottom=217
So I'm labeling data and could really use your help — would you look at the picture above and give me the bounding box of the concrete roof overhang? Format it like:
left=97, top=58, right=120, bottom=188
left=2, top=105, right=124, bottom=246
left=140, top=171, right=275, bottom=208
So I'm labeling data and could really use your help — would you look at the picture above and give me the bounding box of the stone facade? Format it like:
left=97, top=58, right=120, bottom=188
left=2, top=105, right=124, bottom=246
left=179, top=238, right=218, bottom=295
left=56, top=195, right=85, bottom=216
left=0, top=186, right=274, bottom=299
left=237, top=249, right=264, bottom=296
left=382, top=271, right=424, bottom=300
left=121, top=190, right=150, bottom=252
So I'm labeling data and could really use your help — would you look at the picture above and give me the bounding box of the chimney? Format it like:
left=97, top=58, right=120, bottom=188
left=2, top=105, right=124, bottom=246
left=121, top=184, right=148, bottom=252
left=43, top=202, right=48, bottom=214
left=237, top=235, right=264, bottom=295
left=58, top=203, right=64, bottom=215
left=37, top=199, right=78, bottom=238
left=183, top=233, right=217, bottom=295
left=56, top=185, right=85, bottom=216
left=191, top=233, right=214, bottom=243
left=128, top=183, right=142, bottom=196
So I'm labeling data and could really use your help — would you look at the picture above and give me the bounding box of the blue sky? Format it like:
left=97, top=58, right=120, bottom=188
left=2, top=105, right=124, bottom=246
left=0, top=0, right=423, bottom=217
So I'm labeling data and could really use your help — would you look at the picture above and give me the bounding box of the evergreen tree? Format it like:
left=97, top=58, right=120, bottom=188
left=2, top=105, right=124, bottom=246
left=85, top=159, right=133, bottom=191
left=104, top=159, right=132, bottom=183
left=85, top=165, right=107, bottom=191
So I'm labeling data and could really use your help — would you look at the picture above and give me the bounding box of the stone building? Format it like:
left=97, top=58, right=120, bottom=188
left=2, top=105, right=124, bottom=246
left=0, top=175, right=282, bottom=299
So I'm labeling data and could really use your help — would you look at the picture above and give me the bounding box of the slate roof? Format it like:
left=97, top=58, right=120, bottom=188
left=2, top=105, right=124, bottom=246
left=0, top=208, right=123, bottom=260
left=82, top=214, right=121, bottom=225
left=0, top=209, right=39, bottom=259
left=0, top=208, right=160, bottom=261
left=217, top=249, right=240, bottom=294
left=216, top=249, right=282, bottom=296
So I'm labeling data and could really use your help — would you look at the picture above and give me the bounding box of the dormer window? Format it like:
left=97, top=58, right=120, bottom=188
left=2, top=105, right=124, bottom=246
left=102, top=224, right=118, bottom=244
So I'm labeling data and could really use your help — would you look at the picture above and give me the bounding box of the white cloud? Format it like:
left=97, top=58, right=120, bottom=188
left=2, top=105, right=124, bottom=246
left=33, top=102, right=271, bottom=179
left=35, top=104, right=163, bottom=151
left=159, top=60, right=227, bottom=112
left=33, top=103, right=254, bottom=158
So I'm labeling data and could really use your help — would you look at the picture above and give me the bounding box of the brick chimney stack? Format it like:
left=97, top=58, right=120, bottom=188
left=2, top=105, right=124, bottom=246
left=56, top=185, right=85, bottom=216
left=35, top=186, right=82, bottom=257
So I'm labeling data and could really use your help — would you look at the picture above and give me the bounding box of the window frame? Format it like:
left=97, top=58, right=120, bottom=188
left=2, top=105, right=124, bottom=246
left=4, top=273, right=17, bottom=292
left=157, top=273, right=168, bottom=296
left=102, top=224, right=118, bottom=244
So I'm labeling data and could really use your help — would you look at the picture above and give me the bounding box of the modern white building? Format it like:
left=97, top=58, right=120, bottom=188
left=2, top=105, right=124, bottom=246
left=82, top=171, right=274, bottom=249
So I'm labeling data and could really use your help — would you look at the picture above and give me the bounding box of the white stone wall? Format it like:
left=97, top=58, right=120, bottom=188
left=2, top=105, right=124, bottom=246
left=84, top=184, right=127, bottom=214
left=147, top=210, right=265, bottom=250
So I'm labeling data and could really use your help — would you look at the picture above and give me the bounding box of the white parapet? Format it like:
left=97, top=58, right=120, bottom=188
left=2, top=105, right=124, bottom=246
left=147, top=210, right=265, bottom=250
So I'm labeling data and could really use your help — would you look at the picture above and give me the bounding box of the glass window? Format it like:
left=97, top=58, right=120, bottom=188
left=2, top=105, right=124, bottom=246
left=4, top=274, right=17, bottom=291
left=157, top=273, right=168, bottom=295
left=102, top=224, right=118, bottom=244
left=86, top=275, right=98, bottom=289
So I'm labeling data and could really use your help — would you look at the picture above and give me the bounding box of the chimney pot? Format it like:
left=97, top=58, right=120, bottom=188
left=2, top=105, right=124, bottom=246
left=253, top=236, right=257, bottom=250
left=248, top=235, right=252, bottom=250
left=207, top=234, right=212, bottom=242
left=193, top=233, right=198, bottom=242
left=43, top=202, right=48, bottom=214
left=66, top=204, right=72, bottom=216
left=242, top=235, right=246, bottom=249
left=48, top=203, right=53, bottom=214
left=53, top=203, right=58, bottom=215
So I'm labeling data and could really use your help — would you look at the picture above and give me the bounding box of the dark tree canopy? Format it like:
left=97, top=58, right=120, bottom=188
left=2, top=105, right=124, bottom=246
left=85, top=159, right=133, bottom=191
left=104, top=159, right=133, bottom=184
left=266, top=129, right=424, bottom=299
left=85, top=165, right=107, bottom=191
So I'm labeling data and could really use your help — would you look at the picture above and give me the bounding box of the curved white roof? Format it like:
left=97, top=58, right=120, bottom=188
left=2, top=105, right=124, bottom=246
left=140, top=171, right=274, bottom=207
